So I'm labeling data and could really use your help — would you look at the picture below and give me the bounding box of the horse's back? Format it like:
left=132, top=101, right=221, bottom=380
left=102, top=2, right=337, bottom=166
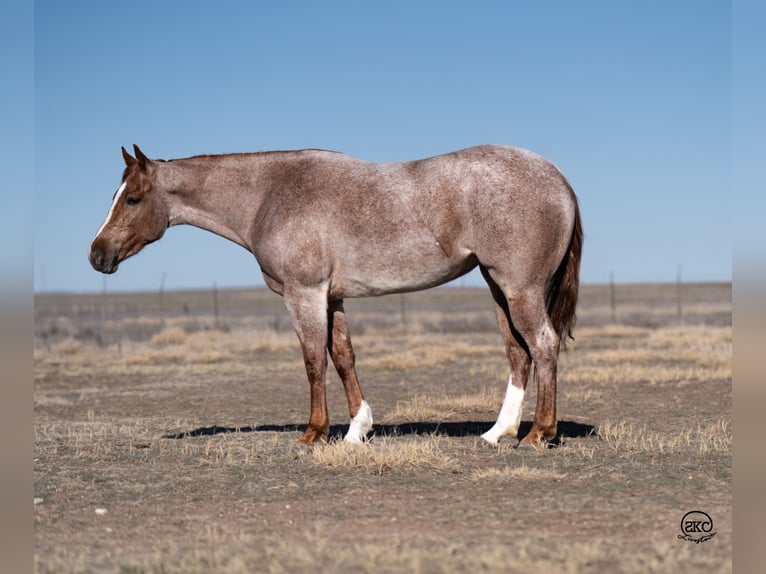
left=256, top=145, right=577, bottom=298
left=407, top=144, right=572, bottom=202
left=366, top=145, right=576, bottom=294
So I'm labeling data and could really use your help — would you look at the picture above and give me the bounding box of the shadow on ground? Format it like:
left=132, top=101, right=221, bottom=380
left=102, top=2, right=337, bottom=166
left=163, top=420, right=596, bottom=445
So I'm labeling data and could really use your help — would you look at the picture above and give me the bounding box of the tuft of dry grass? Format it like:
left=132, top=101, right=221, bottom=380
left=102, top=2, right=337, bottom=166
left=381, top=388, right=502, bottom=423
left=186, top=351, right=233, bottom=364
left=247, top=331, right=299, bottom=353
left=573, top=324, right=651, bottom=340
left=561, top=323, right=731, bottom=386
left=51, top=338, right=87, bottom=355
left=597, top=419, right=731, bottom=455
left=36, top=338, right=100, bottom=369
left=118, top=346, right=187, bottom=366
left=311, top=436, right=460, bottom=474
left=150, top=327, right=188, bottom=347
left=359, top=336, right=499, bottom=370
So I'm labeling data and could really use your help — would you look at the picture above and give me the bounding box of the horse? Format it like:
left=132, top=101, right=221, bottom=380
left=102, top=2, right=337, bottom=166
left=89, top=144, right=583, bottom=449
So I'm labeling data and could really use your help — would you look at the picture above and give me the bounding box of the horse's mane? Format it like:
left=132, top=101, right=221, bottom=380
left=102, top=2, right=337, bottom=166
left=168, top=149, right=341, bottom=162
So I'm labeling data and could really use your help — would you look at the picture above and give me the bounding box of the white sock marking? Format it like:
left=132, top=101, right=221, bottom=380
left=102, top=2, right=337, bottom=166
left=344, top=400, right=373, bottom=444
left=481, top=376, right=524, bottom=445
left=94, top=181, right=127, bottom=239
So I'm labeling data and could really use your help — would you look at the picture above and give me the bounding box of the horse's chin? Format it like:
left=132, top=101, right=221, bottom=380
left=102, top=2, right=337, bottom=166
left=90, top=259, right=119, bottom=274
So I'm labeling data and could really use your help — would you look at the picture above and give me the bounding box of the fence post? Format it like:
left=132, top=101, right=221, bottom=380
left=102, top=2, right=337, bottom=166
left=609, top=271, right=617, bottom=323
left=101, top=276, right=107, bottom=322
left=676, top=265, right=683, bottom=322
left=159, top=272, right=166, bottom=326
left=213, top=282, right=220, bottom=330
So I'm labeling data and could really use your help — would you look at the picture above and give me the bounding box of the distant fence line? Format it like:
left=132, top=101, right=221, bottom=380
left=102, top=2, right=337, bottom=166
left=88, top=267, right=705, bottom=329
left=608, top=266, right=685, bottom=324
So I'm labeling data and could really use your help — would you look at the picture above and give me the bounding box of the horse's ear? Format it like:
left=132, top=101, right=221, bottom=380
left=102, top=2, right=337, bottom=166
left=133, top=145, right=150, bottom=168
left=121, top=146, right=136, bottom=167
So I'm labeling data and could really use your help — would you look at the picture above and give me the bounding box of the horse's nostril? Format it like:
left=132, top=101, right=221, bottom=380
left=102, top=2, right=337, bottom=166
left=90, top=246, right=104, bottom=268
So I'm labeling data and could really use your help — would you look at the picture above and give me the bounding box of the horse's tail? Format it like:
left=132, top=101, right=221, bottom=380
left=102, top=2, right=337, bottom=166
left=545, top=191, right=583, bottom=350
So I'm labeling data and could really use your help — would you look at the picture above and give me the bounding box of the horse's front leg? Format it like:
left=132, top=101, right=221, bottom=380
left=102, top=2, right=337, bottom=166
left=284, top=284, right=331, bottom=446
left=328, top=300, right=373, bottom=444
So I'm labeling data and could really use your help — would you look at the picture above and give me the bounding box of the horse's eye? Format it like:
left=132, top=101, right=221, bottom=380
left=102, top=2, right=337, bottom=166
left=126, top=196, right=141, bottom=206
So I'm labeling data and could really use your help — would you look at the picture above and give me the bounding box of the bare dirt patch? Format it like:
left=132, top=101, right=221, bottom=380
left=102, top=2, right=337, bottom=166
left=34, top=283, right=731, bottom=573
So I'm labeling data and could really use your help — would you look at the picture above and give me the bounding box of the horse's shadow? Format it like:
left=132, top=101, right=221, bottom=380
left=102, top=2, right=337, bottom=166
left=163, top=420, right=595, bottom=445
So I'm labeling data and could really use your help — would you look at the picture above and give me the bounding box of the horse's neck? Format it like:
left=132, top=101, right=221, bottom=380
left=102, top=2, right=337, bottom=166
left=158, top=157, right=262, bottom=251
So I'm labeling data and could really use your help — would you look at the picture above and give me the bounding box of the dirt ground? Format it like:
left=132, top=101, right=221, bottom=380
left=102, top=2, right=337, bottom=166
left=34, top=283, right=732, bottom=573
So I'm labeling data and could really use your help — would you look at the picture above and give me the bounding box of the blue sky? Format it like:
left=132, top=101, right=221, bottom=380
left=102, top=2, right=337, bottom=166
left=32, top=1, right=732, bottom=293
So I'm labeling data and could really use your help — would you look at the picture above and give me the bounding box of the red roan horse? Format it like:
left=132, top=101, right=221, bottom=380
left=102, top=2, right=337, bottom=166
left=90, top=145, right=583, bottom=449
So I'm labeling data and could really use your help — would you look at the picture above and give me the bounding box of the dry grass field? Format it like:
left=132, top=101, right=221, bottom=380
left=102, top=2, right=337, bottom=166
left=34, top=283, right=731, bottom=573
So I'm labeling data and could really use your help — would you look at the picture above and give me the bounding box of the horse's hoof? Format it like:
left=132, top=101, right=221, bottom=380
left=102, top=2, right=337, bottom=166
left=480, top=431, right=500, bottom=447
left=480, top=436, right=501, bottom=448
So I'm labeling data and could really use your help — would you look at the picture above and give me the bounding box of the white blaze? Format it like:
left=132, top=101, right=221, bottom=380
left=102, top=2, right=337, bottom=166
left=344, top=400, right=373, bottom=444
left=94, top=181, right=127, bottom=239
left=481, top=376, right=524, bottom=445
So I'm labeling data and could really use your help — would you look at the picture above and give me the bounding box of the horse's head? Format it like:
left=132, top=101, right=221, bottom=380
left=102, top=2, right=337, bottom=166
left=89, top=145, right=169, bottom=274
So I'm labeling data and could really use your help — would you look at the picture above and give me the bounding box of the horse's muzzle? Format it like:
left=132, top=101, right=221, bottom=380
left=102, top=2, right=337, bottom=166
left=89, top=240, right=119, bottom=274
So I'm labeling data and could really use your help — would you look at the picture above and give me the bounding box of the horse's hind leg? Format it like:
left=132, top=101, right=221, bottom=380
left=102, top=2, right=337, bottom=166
left=509, top=290, right=560, bottom=448
left=480, top=267, right=532, bottom=445
left=484, top=272, right=560, bottom=449
left=327, top=300, right=373, bottom=444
